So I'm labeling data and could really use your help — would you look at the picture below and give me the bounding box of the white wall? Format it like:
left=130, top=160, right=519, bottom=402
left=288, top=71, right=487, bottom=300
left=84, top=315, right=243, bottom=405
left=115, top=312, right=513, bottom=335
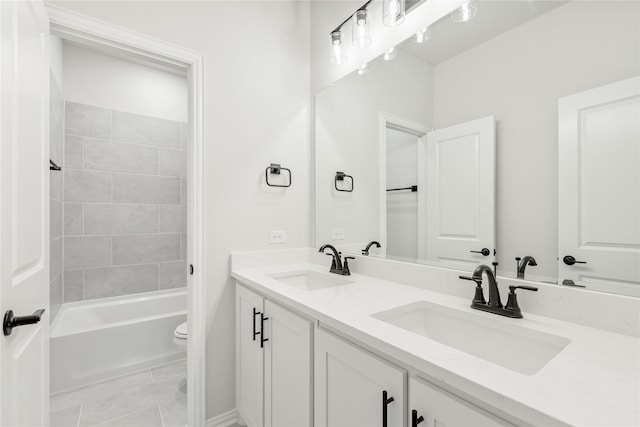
left=315, top=52, right=431, bottom=250
left=50, top=0, right=311, bottom=420
left=63, top=43, right=188, bottom=122
left=432, top=0, right=640, bottom=278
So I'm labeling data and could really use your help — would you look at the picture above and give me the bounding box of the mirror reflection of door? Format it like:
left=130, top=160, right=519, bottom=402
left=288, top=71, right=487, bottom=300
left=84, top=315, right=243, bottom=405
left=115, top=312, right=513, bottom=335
left=558, top=76, right=640, bottom=296
left=423, top=116, right=496, bottom=270
left=383, top=116, right=496, bottom=268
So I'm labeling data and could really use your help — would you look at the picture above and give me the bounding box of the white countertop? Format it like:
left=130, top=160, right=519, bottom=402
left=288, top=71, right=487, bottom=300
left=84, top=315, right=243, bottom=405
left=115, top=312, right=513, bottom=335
left=231, top=261, right=640, bottom=427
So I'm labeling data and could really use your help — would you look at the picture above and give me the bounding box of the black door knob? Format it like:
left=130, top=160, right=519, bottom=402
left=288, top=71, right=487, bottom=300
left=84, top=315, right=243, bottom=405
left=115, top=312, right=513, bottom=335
left=3, top=309, right=45, bottom=336
left=470, top=248, right=491, bottom=256
left=563, top=255, right=587, bottom=266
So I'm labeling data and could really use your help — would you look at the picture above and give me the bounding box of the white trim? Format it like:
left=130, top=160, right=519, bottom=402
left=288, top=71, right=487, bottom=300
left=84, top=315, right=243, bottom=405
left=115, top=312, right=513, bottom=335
left=206, top=409, right=238, bottom=427
left=378, top=112, right=430, bottom=256
left=46, top=6, right=207, bottom=426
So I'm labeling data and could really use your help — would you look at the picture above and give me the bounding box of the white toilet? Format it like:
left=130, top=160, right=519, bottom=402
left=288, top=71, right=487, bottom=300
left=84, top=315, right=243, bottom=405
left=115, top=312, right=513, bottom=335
left=173, top=322, right=187, bottom=349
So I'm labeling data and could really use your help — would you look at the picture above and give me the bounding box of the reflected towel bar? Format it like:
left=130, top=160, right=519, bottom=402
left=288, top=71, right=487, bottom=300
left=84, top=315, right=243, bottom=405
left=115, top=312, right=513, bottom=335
left=386, top=185, right=417, bottom=192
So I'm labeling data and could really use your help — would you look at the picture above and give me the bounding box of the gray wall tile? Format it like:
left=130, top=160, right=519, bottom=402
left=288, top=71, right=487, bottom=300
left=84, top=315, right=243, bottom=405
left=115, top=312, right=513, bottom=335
left=159, top=205, right=185, bottom=233
left=61, top=103, right=188, bottom=302
left=65, top=135, right=84, bottom=169
left=112, top=174, right=179, bottom=204
left=63, top=270, right=83, bottom=302
left=85, top=138, right=158, bottom=175
left=158, top=148, right=187, bottom=177
left=158, top=261, right=187, bottom=289
left=51, top=238, right=62, bottom=281
left=64, top=236, right=111, bottom=270
left=51, top=172, right=63, bottom=202
left=112, top=110, right=180, bottom=147
left=65, top=102, right=111, bottom=138
left=112, top=234, right=180, bottom=265
left=84, top=204, right=158, bottom=235
left=64, top=203, right=84, bottom=236
left=64, top=170, right=111, bottom=203
left=84, top=264, right=158, bottom=300
left=50, top=274, right=62, bottom=324
left=51, top=198, right=62, bottom=240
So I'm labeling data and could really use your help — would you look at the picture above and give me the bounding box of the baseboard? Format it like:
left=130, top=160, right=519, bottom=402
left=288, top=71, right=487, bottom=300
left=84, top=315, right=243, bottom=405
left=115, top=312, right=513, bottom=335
left=205, top=409, right=238, bottom=427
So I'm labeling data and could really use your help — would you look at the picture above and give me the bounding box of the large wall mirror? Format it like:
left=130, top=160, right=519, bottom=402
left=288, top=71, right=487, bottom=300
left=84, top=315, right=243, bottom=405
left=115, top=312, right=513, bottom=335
left=315, top=0, right=640, bottom=297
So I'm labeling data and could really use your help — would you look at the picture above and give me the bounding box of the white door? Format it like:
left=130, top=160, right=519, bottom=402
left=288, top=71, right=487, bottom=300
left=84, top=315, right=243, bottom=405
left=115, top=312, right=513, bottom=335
left=264, top=300, right=312, bottom=427
left=409, top=377, right=511, bottom=427
left=420, top=116, right=496, bottom=270
left=235, top=285, right=265, bottom=427
left=558, top=77, right=640, bottom=296
left=315, top=328, right=406, bottom=427
left=0, top=1, right=50, bottom=425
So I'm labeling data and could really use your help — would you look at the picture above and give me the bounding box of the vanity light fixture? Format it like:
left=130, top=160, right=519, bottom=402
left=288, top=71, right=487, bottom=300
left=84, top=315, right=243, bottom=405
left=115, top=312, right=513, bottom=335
left=330, top=30, right=347, bottom=65
left=383, top=47, right=397, bottom=61
left=451, top=1, right=477, bottom=23
left=352, top=9, right=372, bottom=48
left=383, top=0, right=406, bottom=27
left=414, top=26, right=431, bottom=43
left=357, top=63, right=369, bottom=75
left=329, top=0, right=373, bottom=65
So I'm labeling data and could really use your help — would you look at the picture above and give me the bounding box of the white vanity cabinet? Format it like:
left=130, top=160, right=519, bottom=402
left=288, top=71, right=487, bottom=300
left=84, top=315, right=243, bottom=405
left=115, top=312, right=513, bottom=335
left=314, top=328, right=407, bottom=427
left=235, top=284, right=313, bottom=427
left=409, top=377, right=511, bottom=427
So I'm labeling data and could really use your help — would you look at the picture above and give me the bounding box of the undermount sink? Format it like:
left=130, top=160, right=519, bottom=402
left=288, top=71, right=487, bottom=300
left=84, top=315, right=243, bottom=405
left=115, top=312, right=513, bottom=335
left=268, top=270, right=353, bottom=291
left=372, top=301, right=570, bottom=375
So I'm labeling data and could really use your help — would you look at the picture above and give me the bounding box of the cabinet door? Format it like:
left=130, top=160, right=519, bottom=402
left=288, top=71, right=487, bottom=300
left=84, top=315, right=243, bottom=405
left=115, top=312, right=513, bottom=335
left=264, top=301, right=313, bottom=427
left=236, top=285, right=265, bottom=427
left=409, top=377, right=511, bottom=427
left=315, top=328, right=406, bottom=427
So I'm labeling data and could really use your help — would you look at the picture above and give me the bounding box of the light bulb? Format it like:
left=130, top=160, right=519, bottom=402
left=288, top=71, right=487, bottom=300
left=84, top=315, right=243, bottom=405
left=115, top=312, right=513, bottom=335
left=352, top=9, right=371, bottom=48
left=414, top=26, right=431, bottom=44
left=330, top=30, right=346, bottom=65
left=383, top=0, right=405, bottom=27
left=451, top=1, right=477, bottom=23
left=383, top=48, right=397, bottom=61
left=357, top=63, right=368, bottom=75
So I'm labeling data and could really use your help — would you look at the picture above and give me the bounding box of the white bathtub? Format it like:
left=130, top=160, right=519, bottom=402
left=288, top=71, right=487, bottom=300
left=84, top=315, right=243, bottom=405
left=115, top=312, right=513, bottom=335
left=50, top=288, right=187, bottom=393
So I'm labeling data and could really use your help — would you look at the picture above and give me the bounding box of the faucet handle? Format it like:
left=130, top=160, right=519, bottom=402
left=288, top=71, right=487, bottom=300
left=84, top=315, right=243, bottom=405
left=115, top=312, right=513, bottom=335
left=342, top=256, right=355, bottom=275
left=505, top=285, right=538, bottom=318
left=509, top=285, right=538, bottom=292
left=459, top=276, right=486, bottom=305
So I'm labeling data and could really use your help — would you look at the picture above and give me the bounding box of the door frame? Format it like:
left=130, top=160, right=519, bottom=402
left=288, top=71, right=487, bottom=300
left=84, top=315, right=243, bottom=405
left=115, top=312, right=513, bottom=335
left=378, top=112, right=430, bottom=256
left=46, top=6, right=206, bottom=426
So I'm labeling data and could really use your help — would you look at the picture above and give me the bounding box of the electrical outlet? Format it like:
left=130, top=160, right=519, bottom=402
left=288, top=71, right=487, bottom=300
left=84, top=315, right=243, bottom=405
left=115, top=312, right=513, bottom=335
left=331, top=228, right=345, bottom=240
left=269, top=230, right=287, bottom=244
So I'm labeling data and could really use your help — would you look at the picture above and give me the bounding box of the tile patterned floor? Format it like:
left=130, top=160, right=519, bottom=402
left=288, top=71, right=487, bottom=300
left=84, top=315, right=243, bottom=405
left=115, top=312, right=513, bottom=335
left=50, top=359, right=187, bottom=427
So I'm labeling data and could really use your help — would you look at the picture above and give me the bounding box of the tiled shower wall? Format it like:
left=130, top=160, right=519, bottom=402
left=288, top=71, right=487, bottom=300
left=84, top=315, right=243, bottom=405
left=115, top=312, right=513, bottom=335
left=50, top=73, right=64, bottom=320
left=63, top=101, right=187, bottom=302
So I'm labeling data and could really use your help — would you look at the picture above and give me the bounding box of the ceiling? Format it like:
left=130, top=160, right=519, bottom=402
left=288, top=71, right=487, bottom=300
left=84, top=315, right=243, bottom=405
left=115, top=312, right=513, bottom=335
left=400, top=0, right=569, bottom=66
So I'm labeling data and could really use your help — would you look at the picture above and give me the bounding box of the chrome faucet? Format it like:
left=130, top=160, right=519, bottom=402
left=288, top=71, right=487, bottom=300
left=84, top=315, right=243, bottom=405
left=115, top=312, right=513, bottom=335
left=460, top=262, right=538, bottom=318
left=361, top=241, right=381, bottom=255
left=515, top=256, right=537, bottom=279
left=319, top=244, right=354, bottom=276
